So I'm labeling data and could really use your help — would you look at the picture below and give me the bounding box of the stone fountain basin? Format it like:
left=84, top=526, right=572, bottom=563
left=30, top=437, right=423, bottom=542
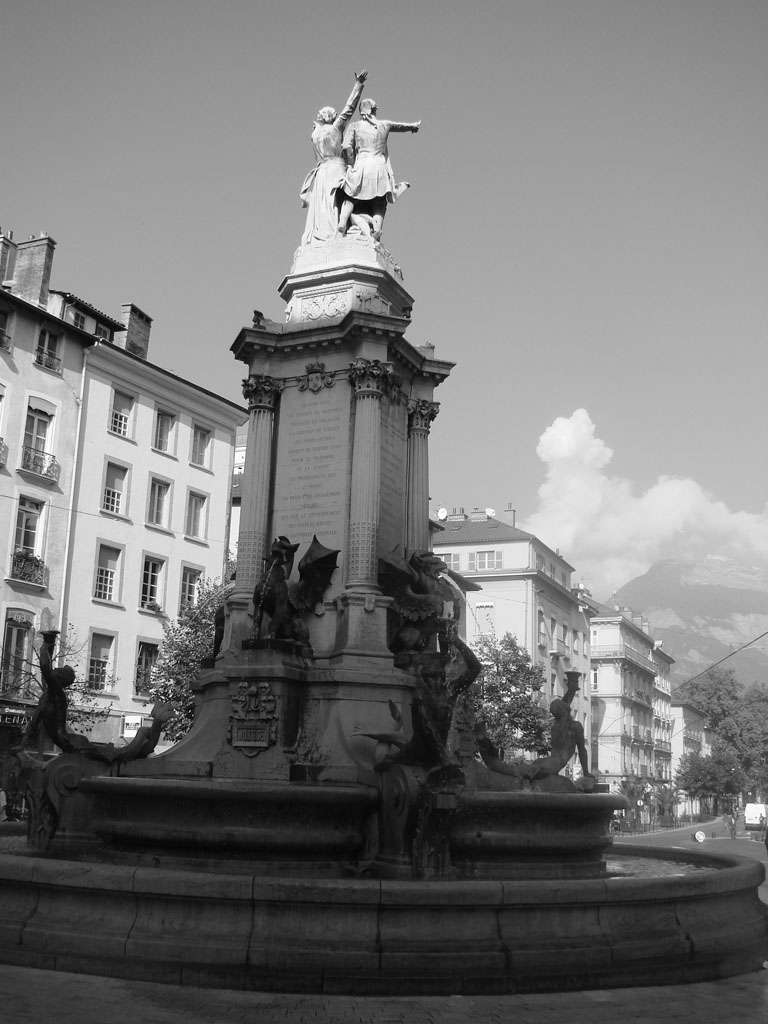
left=0, top=843, right=765, bottom=994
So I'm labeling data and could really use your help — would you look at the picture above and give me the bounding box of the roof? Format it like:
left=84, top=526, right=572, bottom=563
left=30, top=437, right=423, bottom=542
left=433, top=516, right=534, bottom=546
left=49, top=290, right=125, bottom=330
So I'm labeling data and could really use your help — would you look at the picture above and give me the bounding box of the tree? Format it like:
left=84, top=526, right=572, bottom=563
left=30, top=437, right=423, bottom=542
left=675, top=741, right=744, bottom=814
left=675, top=667, right=741, bottom=731
left=146, top=578, right=232, bottom=742
left=472, top=632, right=550, bottom=756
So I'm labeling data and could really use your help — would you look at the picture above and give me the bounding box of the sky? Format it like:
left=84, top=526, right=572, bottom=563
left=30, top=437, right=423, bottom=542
left=2, top=0, right=766, bottom=598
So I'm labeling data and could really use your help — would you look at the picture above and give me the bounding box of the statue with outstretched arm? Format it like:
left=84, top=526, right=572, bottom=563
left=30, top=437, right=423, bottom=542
left=338, top=96, right=420, bottom=240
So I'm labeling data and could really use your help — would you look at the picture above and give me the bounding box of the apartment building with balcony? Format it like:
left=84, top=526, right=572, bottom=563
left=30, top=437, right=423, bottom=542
left=0, top=227, right=245, bottom=744
left=431, top=507, right=592, bottom=770
left=589, top=601, right=674, bottom=792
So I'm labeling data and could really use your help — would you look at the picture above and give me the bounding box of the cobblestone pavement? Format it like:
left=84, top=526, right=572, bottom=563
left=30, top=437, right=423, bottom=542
left=3, top=964, right=768, bottom=1024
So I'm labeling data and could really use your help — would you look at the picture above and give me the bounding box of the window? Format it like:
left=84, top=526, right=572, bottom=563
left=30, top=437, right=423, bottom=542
left=102, top=462, right=127, bottom=515
left=474, top=601, right=495, bottom=636
left=94, top=545, right=120, bottom=602
left=179, top=566, right=201, bottom=612
left=185, top=492, right=207, bottom=538
left=88, top=633, right=114, bottom=691
left=191, top=425, right=211, bottom=466
left=537, top=611, right=546, bottom=647
left=35, top=330, right=61, bottom=372
left=22, top=405, right=58, bottom=479
left=141, top=556, right=164, bottom=609
left=24, top=407, right=50, bottom=453
left=148, top=478, right=170, bottom=527
left=1, top=610, right=33, bottom=695
left=94, top=323, right=110, bottom=341
left=153, top=410, right=175, bottom=453
left=0, top=308, right=11, bottom=348
left=591, top=668, right=599, bottom=691
left=469, top=550, right=502, bottom=571
left=15, top=496, right=43, bottom=555
left=73, top=311, right=86, bottom=330
left=572, top=630, right=579, bottom=654
left=135, top=641, right=159, bottom=694
left=109, top=390, right=133, bottom=437
left=535, top=553, right=545, bottom=572
left=441, top=552, right=460, bottom=571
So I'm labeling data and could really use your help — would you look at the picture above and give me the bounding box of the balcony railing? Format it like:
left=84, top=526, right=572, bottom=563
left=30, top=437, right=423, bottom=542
left=20, top=445, right=60, bottom=482
left=34, top=349, right=62, bottom=373
left=9, top=550, right=49, bottom=587
left=590, top=643, right=657, bottom=675
left=549, top=637, right=569, bottom=659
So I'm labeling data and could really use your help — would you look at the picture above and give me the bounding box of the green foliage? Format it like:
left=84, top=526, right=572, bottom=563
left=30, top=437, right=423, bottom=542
left=146, top=579, right=231, bottom=743
left=675, top=741, right=744, bottom=804
left=472, top=632, right=550, bottom=755
left=675, top=667, right=768, bottom=798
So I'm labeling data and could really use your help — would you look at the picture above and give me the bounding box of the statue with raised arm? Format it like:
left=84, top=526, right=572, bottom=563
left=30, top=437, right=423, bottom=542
left=299, top=69, right=368, bottom=244
left=476, top=670, right=594, bottom=791
left=19, top=643, right=172, bottom=764
left=523, top=671, right=593, bottom=784
left=338, top=97, right=421, bottom=241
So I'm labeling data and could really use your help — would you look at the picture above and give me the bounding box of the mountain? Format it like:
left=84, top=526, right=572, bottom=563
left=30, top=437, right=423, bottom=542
left=611, top=557, right=768, bottom=689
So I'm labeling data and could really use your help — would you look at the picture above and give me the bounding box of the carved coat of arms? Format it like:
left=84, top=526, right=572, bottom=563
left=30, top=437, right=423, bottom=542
left=227, top=680, right=279, bottom=757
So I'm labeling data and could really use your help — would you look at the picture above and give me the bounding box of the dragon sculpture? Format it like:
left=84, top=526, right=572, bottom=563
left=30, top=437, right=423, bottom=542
left=252, top=534, right=339, bottom=646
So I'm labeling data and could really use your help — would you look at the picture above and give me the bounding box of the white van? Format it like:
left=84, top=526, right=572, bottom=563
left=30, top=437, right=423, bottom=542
left=744, top=803, right=767, bottom=831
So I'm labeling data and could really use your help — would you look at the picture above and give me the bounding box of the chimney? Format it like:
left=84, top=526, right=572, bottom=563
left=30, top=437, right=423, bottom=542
left=12, top=233, right=56, bottom=306
left=115, top=303, right=152, bottom=359
left=0, top=228, right=17, bottom=286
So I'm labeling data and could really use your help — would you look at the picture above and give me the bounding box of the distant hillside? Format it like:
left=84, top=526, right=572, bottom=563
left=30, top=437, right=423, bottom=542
left=611, top=557, right=768, bottom=689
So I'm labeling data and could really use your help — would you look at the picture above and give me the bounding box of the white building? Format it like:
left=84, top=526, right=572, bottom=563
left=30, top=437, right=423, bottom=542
left=432, top=507, right=592, bottom=767
left=589, top=602, right=673, bottom=796
left=0, top=228, right=245, bottom=744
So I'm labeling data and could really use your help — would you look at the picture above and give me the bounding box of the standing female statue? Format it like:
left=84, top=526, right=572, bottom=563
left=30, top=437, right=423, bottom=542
left=299, top=70, right=368, bottom=244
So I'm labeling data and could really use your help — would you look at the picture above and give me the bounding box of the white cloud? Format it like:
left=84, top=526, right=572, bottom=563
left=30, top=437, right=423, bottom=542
left=522, top=409, right=768, bottom=597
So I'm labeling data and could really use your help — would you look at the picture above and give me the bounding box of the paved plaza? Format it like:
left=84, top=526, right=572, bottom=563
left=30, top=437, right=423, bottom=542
left=2, top=962, right=768, bottom=1024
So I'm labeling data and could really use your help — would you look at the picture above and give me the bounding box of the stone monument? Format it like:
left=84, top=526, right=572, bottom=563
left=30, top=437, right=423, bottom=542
left=4, top=70, right=766, bottom=995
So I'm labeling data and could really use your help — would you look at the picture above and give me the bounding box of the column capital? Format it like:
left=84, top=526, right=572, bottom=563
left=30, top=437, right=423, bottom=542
left=407, top=398, right=440, bottom=432
left=242, top=374, right=284, bottom=411
left=347, top=358, right=401, bottom=401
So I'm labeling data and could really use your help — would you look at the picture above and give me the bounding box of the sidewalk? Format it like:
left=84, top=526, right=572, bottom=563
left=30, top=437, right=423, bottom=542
left=2, top=962, right=768, bottom=1023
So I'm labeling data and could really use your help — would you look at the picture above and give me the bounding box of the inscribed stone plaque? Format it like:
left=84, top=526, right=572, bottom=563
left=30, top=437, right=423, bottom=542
left=378, top=397, right=407, bottom=557
left=272, top=382, right=351, bottom=594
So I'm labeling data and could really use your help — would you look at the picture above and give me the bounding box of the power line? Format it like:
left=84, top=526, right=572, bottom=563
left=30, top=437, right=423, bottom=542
left=678, top=628, right=768, bottom=689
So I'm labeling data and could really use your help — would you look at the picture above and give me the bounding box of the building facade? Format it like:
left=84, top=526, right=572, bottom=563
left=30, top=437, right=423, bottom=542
left=589, top=604, right=674, bottom=800
left=432, top=507, right=592, bottom=772
left=670, top=698, right=713, bottom=819
left=0, top=228, right=245, bottom=745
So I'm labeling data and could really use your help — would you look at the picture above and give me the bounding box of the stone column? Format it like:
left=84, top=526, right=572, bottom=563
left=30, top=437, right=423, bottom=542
left=405, top=399, right=439, bottom=555
left=226, top=374, right=283, bottom=648
left=346, top=359, right=396, bottom=592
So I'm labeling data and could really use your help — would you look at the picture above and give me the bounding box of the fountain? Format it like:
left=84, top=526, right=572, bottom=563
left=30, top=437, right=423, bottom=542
left=1, top=69, right=766, bottom=994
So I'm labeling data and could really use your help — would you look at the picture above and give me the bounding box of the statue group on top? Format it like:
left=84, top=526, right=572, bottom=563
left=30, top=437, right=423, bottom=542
left=300, top=69, right=421, bottom=245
